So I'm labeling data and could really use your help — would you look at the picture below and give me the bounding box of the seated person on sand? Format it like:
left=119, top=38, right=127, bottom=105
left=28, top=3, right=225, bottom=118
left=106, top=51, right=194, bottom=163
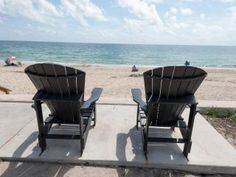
left=5, top=56, right=21, bottom=66
left=132, top=65, right=138, bottom=72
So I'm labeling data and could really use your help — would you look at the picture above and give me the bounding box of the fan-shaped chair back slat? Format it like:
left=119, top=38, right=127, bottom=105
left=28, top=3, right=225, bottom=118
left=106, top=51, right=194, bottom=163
left=144, top=66, right=207, bottom=126
left=25, top=63, right=85, bottom=123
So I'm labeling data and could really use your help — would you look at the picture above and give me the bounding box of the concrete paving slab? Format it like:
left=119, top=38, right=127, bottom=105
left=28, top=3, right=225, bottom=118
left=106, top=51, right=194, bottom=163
left=0, top=103, right=35, bottom=148
left=0, top=103, right=235, bottom=175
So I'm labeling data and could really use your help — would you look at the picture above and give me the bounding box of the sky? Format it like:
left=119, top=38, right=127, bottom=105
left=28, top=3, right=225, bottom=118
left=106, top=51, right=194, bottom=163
left=0, top=0, right=236, bottom=45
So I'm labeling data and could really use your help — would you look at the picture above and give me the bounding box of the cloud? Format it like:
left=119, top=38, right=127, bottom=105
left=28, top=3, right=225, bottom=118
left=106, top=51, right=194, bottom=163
left=169, top=7, right=178, bottom=15
left=164, top=7, right=191, bottom=36
left=1, top=0, right=236, bottom=45
left=36, top=0, right=62, bottom=17
left=177, top=0, right=202, bottom=2
left=165, top=7, right=192, bottom=22
left=145, top=0, right=164, bottom=3
left=200, top=13, right=206, bottom=19
left=0, top=0, right=62, bottom=24
left=180, top=8, right=193, bottom=16
left=61, top=0, right=106, bottom=26
left=218, top=0, right=236, bottom=3
left=0, top=0, right=105, bottom=26
left=165, top=7, right=178, bottom=24
left=118, top=0, right=163, bottom=26
left=229, top=6, right=236, bottom=20
left=0, top=0, right=3, bottom=10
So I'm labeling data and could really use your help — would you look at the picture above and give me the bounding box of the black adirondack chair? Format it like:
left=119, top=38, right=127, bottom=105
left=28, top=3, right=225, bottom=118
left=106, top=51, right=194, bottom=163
left=25, top=63, right=103, bottom=156
left=131, top=66, right=207, bottom=159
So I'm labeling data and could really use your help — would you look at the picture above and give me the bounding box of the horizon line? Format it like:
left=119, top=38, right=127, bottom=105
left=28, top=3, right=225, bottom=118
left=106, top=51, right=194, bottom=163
left=0, top=39, right=236, bottom=47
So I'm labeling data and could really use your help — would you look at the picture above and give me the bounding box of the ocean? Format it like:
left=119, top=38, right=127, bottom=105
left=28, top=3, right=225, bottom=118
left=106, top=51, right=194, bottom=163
left=0, top=40, right=236, bottom=67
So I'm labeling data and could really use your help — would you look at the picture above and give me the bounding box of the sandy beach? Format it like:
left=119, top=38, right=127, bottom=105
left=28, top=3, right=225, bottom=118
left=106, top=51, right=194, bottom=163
left=0, top=63, right=236, bottom=101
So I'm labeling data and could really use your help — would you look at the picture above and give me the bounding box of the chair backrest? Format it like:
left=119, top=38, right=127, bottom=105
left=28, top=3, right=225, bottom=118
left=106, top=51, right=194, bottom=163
left=25, top=63, right=85, bottom=123
left=143, top=66, right=207, bottom=126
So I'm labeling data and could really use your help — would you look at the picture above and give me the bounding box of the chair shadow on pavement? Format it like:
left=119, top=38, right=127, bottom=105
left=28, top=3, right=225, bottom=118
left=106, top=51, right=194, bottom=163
left=116, top=126, right=188, bottom=177
left=1, top=131, right=72, bottom=177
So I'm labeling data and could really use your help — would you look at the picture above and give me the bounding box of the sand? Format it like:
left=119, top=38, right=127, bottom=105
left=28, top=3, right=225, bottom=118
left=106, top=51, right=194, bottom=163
left=0, top=63, right=236, bottom=101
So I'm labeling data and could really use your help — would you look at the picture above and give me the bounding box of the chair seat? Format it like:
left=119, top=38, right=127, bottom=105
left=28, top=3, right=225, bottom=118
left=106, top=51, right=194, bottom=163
left=138, top=106, right=186, bottom=128
left=45, top=104, right=94, bottom=128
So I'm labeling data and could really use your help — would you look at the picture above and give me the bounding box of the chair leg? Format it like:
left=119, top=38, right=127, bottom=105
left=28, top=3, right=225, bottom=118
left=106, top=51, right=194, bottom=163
left=78, top=104, right=85, bottom=157
left=93, top=103, right=96, bottom=127
left=80, top=138, right=85, bottom=156
left=143, top=129, right=148, bottom=160
left=38, top=135, right=46, bottom=155
left=144, top=143, right=148, bottom=160
left=136, top=105, right=139, bottom=130
left=183, top=103, right=197, bottom=159
left=183, top=141, right=192, bottom=159
left=34, top=100, right=47, bottom=155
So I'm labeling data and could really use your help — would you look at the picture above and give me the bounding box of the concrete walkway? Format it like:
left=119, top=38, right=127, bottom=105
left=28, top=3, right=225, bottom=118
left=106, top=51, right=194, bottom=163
left=0, top=102, right=235, bottom=175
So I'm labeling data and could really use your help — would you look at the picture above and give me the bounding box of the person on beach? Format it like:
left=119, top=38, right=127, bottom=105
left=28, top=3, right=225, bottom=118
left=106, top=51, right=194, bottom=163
left=5, top=56, right=22, bottom=66
left=132, top=65, right=138, bottom=72
left=185, top=60, right=190, bottom=66
left=5, top=56, right=17, bottom=66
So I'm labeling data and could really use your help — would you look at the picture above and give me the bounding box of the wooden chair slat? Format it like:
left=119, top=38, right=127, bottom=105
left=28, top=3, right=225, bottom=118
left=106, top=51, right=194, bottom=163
left=143, top=66, right=207, bottom=126
left=25, top=63, right=86, bottom=124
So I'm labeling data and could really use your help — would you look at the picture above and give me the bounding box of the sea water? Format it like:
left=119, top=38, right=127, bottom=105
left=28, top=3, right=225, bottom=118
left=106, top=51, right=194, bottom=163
left=0, top=41, right=236, bottom=67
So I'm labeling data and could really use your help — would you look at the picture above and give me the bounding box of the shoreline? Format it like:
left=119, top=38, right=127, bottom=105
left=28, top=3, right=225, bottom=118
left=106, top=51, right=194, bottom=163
left=2, top=60, right=236, bottom=70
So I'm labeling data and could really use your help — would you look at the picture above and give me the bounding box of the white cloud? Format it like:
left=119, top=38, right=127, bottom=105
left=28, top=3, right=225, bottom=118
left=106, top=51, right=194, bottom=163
left=169, top=7, right=178, bottom=15
left=164, top=7, right=191, bottom=36
left=61, top=0, right=106, bottom=25
left=0, top=0, right=62, bottom=24
left=145, top=0, right=164, bottom=3
left=165, top=7, right=178, bottom=23
left=218, top=0, right=236, bottom=3
left=180, top=8, right=193, bottom=16
left=36, top=0, right=62, bottom=17
left=0, top=0, right=105, bottom=26
left=177, top=0, right=202, bottom=2
left=200, top=13, right=206, bottom=19
left=118, top=0, right=163, bottom=26
left=0, top=0, right=3, bottom=10
left=61, top=0, right=86, bottom=25
left=165, top=7, right=192, bottom=23
left=1, top=0, right=236, bottom=45
left=228, top=6, right=236, bottom=22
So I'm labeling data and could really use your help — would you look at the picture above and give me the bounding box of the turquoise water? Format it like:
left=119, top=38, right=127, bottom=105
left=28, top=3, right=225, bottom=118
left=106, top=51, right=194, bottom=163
left=0, top=40, right=236, bottom=67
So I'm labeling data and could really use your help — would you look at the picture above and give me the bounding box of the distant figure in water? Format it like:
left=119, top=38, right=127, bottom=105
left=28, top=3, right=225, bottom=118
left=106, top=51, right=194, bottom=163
left=185, top=60, right=190, bottom=66
left=132, top=65, right=138, bottom=72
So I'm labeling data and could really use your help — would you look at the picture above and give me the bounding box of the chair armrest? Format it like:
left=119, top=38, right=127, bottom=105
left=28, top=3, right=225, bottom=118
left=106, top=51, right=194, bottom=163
left=32, top=90, right=83, bottom=102
left=131, top=88, right=147, bottom=111
left=81, top=88, right=103, bottom=109
left=148, top=95, right=197, bottom=105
